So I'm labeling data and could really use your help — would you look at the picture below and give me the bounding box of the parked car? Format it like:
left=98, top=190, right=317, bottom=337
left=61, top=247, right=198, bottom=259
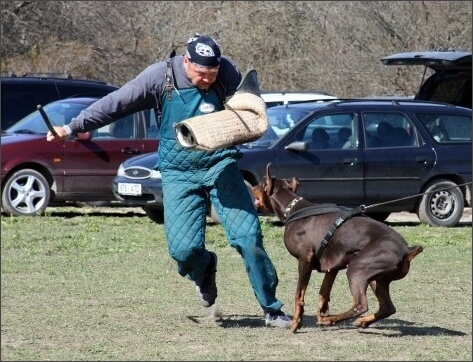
left=261, top=91, right=337, bottom=108
left=1, top=97, right=160, bottom=216
left=112, top=99, right=472, bottom=227
left=1, top=72, right=119, bottom=130
left=380, top=49, right=472, bottom=109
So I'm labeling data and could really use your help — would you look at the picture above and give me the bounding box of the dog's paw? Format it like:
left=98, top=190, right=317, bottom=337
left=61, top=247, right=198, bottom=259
left=354, top=315, right=374, bottom=328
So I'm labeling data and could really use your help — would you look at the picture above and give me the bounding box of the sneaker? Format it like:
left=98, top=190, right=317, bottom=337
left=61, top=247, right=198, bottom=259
left=194, top=251, right=217, bottom=307
left=264, top=310, right=291, bottom=328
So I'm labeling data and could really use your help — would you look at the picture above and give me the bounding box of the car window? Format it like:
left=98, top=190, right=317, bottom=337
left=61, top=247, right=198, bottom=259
left=8, top=100, right=149, bottom=140
left=7, top=102, right=88, bottom=134
left=1, top=83, right=58, bottom=129
left=143, top=108, right=160, bottom=139
left=267, top=108, right=311, bottom=137
left=297, top=112, right=357, bottom=150
left=427, top=76, right=472, bottom=107
left=239, top=107, right=312, bottom=149
left=415, top=113, right=472, bottom=143
left=362, top=112, right=419, bottom=148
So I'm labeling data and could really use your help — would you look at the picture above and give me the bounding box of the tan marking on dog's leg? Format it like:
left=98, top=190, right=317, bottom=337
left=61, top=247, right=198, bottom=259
left=292, top=261, right=312, bottom=333
left=317, top=270, right=338, bottom=323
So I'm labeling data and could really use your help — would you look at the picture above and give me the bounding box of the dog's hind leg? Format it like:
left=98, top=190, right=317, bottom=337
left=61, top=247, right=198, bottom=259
left=317, top=270, right=338, bottom=323
left=354, top=279, right=395, bottom=328
left=318, top=267, right=369, bottom=326
left=291, top=260, right=313, bottom=333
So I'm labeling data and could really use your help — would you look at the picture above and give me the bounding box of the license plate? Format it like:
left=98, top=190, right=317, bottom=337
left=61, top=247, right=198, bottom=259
left=118, top=183, right=142, bottom=196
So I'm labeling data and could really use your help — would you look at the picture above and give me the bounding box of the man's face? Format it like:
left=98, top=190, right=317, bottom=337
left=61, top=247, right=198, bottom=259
left=184, top=57, right=219, bottom=90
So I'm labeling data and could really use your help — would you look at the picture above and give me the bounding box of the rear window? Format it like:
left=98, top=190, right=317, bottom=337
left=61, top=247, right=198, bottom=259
left=416, top=112, right=472, bottom=143
left=1, top=83, right=58, bottom=129
left=427, top=76, right=472, bottom=109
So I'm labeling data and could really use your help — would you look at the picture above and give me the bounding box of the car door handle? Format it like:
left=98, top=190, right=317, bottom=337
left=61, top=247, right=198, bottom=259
left=122, top=147, right=141, bottom=155
left=342, top=157, right=357, bottom=166
left=415, top=156, right=430, bottom=164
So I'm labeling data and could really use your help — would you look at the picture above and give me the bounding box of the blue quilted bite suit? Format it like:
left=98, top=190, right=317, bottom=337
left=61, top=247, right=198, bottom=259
left=157, top=85, right=284, bottom=313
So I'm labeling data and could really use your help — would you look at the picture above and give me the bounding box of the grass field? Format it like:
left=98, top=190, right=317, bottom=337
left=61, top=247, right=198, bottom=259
left=1, top=206, right=472, bottom=361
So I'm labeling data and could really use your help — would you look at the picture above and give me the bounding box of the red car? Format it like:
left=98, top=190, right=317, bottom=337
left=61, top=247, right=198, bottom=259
left=1, top=97, right=159, bottom=216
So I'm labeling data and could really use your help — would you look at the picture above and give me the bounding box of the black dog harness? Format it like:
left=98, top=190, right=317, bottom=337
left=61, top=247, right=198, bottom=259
left=284, top=200, right=366, bottom=259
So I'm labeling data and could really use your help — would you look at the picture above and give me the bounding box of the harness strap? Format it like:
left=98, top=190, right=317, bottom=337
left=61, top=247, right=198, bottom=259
left=285, top=203, right=366, bottom=260
left=165, top=55, right=175, bottom=101
left=316, top=205, right=366, bottom=260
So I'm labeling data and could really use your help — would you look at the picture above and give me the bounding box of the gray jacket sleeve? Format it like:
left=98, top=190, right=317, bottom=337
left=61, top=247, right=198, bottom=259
left=67, top=61, right=167, bottom=134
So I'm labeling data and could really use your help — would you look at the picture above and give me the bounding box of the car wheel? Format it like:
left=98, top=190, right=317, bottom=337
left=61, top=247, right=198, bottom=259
left=417, top=179, right=464, bottom=227
left=1, top=169, right=50, bottom=216
left=142, top=206, right=164, bottom=224
left=366, top=212, right=390, bottom=222
left=209, top=180, right=255, bottom=224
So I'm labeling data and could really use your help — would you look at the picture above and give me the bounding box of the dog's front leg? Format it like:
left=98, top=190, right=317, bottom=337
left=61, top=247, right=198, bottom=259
left=292, top=260, right=313, bottom=333
left=317, top=270, right=338, bottom=323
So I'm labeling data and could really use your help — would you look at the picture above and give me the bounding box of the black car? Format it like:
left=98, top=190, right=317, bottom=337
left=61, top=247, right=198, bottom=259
left=1, top=72, right=118, bottom=130
left=381, top=49, right=472, bottom=109
left=112, top=99, right=472, bottom=227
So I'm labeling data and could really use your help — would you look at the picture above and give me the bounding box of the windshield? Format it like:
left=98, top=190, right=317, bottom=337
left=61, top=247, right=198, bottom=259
left=6, top=101, right=91, bottom=134
left=242, top=107, right=311, bottom=148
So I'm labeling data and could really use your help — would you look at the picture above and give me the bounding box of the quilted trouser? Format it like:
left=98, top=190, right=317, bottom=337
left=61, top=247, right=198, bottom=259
left=162, top=160, right=284, bottom=312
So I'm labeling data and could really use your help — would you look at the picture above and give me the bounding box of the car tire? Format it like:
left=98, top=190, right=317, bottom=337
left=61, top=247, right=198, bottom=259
left=209, top=180, right=255, bottom=224
left=417, top=179, right=464, bottom=227
left=142, top=206, right=164, bottom=224
left=1, top=168, right=50, bottom=216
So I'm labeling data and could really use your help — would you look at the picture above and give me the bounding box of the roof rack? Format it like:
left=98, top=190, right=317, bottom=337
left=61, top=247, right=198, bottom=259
left=326, top=98, right=456, bottom=107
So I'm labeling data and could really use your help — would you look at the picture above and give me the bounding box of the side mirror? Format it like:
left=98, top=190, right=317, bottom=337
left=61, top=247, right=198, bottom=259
left=284, top=141, right=308, bottom=152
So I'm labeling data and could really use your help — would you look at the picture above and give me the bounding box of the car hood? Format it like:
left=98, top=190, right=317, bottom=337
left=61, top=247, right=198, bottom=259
left=380, top=50, right=472, bottom=71
left=122, top=151, right=158, bottom=169
left=0, top=132, right=45, bottom=144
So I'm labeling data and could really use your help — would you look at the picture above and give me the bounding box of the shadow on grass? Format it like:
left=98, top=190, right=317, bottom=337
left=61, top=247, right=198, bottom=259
left=41, top=208, right=147, bottom=219
left=187, top=313, right=467, bottom=337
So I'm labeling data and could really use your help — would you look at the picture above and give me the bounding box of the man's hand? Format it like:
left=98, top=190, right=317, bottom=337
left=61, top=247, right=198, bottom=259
left=47, top=127, right=70, bottom=142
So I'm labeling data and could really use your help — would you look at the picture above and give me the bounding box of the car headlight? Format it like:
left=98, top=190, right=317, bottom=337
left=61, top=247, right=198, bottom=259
left=117, top=163, right=126, bottom=177
left=149, top=170, right=162, bottom=179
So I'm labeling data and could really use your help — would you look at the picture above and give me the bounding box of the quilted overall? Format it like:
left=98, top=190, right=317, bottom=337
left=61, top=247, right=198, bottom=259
left=157, top=86, right=284, bottom=312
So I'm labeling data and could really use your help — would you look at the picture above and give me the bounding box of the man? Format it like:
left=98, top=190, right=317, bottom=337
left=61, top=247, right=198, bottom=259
left=47, top=34, right=291, bottom=328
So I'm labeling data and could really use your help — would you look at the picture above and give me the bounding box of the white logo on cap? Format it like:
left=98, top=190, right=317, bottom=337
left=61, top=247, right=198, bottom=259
left=195, top=43, right=215, bottom=57
left=199, top=102, right=215, bottom=113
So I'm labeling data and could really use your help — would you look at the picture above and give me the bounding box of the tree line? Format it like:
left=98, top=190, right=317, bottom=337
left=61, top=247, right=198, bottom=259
left=1, top=1, right=471, bottom=98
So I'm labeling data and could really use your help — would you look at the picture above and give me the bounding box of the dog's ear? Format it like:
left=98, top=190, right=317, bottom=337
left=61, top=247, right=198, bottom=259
left=288, top=177, right=300, bottom=193
left=263, top=176, right=274, bottom=196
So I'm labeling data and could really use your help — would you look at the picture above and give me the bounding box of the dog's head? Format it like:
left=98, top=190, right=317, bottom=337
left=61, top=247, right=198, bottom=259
left=252, top=163, right=300, bottom=213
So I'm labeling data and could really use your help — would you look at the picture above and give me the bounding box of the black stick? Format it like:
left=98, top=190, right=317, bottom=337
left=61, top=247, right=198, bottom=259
left=37, top=104, right=58, bottom=137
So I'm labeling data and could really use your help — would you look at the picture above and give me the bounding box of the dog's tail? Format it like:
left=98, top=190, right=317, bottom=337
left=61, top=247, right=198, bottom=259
left=401, top=245, right=424, bottom=276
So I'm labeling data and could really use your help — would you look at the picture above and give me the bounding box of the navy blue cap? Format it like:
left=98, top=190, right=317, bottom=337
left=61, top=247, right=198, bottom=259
left=186, top=35, right=221, bottom=67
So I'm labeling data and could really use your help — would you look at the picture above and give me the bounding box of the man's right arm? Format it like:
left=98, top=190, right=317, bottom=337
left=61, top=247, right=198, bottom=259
left=48, top=62, right=167, bottom=141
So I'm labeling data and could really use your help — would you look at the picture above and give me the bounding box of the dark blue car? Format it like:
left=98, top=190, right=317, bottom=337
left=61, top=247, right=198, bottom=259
left=113, top=99, right=472, bottom=227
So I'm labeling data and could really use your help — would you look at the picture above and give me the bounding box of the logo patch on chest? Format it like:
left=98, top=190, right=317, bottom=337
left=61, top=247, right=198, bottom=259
left=199, top=102, right=215, bottom=113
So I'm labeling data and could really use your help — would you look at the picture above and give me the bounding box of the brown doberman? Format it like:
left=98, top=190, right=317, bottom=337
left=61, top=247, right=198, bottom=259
left=253, top=163, right=423, bottom=333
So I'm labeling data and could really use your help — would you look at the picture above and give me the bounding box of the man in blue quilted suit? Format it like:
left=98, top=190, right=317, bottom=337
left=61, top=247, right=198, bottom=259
left=47, top=34, right=291, bottom=328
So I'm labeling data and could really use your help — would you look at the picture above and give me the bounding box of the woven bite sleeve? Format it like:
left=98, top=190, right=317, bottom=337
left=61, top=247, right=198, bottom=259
left=174, top=92, right=268, bottom=151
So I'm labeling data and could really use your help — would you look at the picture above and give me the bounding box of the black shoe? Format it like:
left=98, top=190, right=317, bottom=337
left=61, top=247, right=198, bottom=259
left=194, top=251, right=217, bottom=307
